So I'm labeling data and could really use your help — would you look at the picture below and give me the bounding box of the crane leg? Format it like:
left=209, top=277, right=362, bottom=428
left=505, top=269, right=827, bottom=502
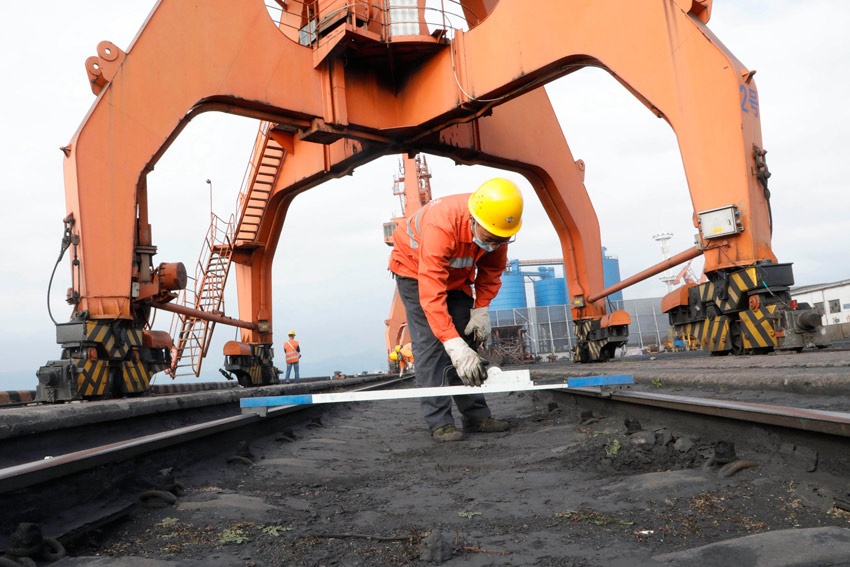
left=421, top=87, right=630, bottom=362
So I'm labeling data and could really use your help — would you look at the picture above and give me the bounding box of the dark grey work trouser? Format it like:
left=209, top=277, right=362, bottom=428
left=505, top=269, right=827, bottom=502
left=395, top=275, right=491, bottom=433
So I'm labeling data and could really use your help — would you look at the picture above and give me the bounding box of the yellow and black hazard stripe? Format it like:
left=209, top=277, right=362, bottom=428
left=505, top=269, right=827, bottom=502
left=740, top=305, right=778, bottom=349
left=574, top=320, right=592, bottom=341
left=690, top=320, right=707, bottom=343
left=74, top=358, right=110, bottom=397
left=249, top=364, right=263, bottom=386
left=674, top=320, right=706, bottom=350
left=121, top=360, right=152, bottom=394
left=694, top=320, right=707, bottom=348
left=697, top=281, right=716, bottom=303
left=705, top=316, right=731, bottom=352
left=0, top=390, right=36, bottom=404
left=587, top=338, right=604, bottom=360
left=716, top=268, right=761, bottom=313
left=126, top=329, right=143, bottom=348
left=151, top=382, right=239, bottom=395
left=84, top=322, right=130, bottom=359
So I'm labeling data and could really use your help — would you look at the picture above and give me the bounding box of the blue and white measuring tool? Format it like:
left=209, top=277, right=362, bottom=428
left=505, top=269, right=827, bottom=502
left=240, top=368, right=633, bottom=414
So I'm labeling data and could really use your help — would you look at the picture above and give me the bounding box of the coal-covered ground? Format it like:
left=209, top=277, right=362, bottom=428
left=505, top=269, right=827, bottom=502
left=54, top=379, right=850, bottom=567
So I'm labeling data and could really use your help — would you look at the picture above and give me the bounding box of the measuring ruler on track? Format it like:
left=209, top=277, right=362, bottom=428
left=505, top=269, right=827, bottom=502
left=241, top=368, right=633, bottom=415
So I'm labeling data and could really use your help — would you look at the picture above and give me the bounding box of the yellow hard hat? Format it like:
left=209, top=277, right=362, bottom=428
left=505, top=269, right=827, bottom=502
left=288, top=330, right=296, bottom=336
left=468, top=178, right=523, bottom=238
left=389, top=352, right=398, bottom=361
left=395, top=345, right=402, bottom=351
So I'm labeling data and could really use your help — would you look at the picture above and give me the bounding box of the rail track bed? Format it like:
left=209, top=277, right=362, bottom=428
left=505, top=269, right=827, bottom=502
left=2, top=351, right=850, bottom=566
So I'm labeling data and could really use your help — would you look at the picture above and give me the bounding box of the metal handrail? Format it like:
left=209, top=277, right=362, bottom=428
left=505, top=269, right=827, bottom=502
left=264, top=1, right=477, bottom=44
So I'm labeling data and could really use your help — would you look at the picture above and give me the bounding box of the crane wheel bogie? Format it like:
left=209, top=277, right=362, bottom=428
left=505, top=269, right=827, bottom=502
left=663, top=263, right=830, bottom=356
left=35, top=320, right=172, bottom=403
left=221, top=343, right=278, bottom=387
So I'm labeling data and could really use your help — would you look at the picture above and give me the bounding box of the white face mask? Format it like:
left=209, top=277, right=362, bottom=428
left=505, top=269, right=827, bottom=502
left=473, top=236, right=498, bottom=253
left=471, top=219, right=511, bottom=253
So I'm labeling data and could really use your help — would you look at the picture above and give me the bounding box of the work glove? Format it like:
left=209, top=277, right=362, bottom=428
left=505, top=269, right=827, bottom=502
left=464, top=307, right=491, bottom=346
left=443, top=337, right=485, bottom=386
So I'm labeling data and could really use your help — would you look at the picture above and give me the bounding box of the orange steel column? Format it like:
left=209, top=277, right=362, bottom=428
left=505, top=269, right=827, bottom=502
left=383, top=156, right=425, bottom=354
left=64, top=0, right=326, bottom=320
left=230, top=135, right=384, bottom=344
left=388, top=0, right=772, bottom=271
left=423, top=87, right=608, bottom=319
left=384, top=289, right=409, bottom=356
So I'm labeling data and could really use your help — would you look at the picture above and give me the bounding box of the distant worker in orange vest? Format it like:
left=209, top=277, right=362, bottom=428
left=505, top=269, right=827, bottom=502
left=283, top=331, right=301, bottom=384
left=399, top=343, right=414, bottom=377
left=388, top=178, right=522, bottom=442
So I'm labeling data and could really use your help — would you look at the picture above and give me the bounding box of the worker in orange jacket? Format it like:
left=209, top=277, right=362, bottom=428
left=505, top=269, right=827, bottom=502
left=283, top=331, right=301, bottom=384
left=400, top=343, right=414, bottom=376
left=388, top=178, right=523, bottom=442
left=394, top=343, right=414, bottom=377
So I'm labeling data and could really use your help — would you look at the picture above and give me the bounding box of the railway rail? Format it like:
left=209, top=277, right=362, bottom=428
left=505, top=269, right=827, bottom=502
left=2, top=353, right=850, bottom=564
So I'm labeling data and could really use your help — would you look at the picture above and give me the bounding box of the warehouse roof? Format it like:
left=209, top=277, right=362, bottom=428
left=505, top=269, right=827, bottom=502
left=791, top=278, right=850, bottom=295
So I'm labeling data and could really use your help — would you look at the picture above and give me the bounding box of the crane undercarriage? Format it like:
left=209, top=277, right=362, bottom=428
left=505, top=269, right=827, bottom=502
left=664, top=264, right=828, bottom=357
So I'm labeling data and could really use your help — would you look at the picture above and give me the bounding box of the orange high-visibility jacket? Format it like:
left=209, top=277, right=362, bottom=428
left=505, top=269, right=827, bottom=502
left=284, top=340, right=300, bottom=363
left=400, top=343, right=413, bottom=363
left=388, top=194, right=508, bottom=343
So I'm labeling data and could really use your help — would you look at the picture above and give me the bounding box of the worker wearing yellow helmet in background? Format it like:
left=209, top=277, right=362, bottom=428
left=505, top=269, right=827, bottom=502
left=398, top=343, right=414, bottom=377
left=283, top=330, right=301, bottom=384
left=388, top=178, right=522, bottom=442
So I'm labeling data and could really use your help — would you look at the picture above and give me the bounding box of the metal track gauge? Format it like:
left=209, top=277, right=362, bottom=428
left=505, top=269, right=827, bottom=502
left=241, top=369, right=633, bottom=415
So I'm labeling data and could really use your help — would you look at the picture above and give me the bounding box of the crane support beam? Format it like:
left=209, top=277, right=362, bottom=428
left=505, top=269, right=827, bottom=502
left=588, top=246, right=703, bottom=303
left=63, top=0, right=770, bottom=323
left=151, top=301, right=257, bottom=331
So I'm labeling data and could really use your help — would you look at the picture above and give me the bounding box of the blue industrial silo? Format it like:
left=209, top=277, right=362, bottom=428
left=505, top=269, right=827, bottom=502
left=533, top=267, right=568, bottom=306
left=601, top=246, right=623, bottom=302
left=489, top=259, right=528, bottom=310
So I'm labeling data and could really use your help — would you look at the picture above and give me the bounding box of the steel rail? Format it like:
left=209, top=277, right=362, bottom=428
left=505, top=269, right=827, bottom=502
left=566, top=387, right=850, bottom=438
left=5, top=379, right=849, bottom=494
left=0, top=378, right=405, bottom=495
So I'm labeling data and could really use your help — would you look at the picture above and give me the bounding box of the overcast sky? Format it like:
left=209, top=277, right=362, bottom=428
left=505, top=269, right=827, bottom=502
left=1, top=1, right=847, bottom=390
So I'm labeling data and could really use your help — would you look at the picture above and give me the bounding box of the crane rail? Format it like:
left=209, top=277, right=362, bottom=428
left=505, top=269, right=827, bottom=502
left=5, top=377, right=850, bottom=496
left=0, top=376, right=404, bottom=495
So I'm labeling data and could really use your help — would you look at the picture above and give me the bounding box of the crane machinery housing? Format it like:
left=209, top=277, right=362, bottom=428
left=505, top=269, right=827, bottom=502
left=35, top=0, right=826, bottom=402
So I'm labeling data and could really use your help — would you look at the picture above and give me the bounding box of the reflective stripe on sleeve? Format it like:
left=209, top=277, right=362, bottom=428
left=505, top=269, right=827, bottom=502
left=405, top=206, right=428, bottom=249
left=449, top=257, right=474, bottom=268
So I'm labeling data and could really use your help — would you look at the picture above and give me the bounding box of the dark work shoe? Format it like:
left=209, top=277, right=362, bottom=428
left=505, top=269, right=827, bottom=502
left=432, top=424, right=463, bottom=442
left=465, top=417, right=509, bottom=433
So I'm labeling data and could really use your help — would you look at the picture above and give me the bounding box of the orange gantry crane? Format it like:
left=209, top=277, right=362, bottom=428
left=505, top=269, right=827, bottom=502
left=36, top=0, right=825, bottom=402
left=382, top=154, right=432, bottom=367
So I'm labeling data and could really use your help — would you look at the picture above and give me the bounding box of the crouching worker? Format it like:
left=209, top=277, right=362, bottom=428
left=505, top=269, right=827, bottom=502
left=399, top=342, right=414, bottom=376
left=388, top=178, right=523, bottom=442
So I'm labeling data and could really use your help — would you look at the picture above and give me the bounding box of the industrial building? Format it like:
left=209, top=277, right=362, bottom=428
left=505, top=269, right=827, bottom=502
left=791, top=279, right=850, bottom=326
left=487, top=252, right=673, bottom=360
left=490, top=249, right=623, bottom=311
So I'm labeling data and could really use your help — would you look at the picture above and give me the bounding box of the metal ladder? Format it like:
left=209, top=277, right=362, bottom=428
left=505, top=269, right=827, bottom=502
left=168, top=121, right=286, bottom=377
left=169, top=214, right=234, bottom=377
left=234, top=122, right=285, bottom=245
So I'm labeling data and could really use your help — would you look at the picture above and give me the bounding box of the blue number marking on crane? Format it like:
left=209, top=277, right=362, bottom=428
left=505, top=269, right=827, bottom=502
left=748, top=88, right=759, bottom=118
left=740, top=85, right=759, bottom=118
